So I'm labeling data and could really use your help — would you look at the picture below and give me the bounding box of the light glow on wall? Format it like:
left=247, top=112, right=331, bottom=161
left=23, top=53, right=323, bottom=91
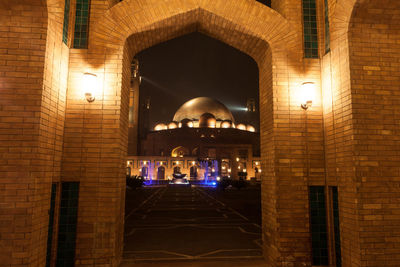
left=83, top=73, right=98, bottom=102
left=299, top=82, right=317, bottom=109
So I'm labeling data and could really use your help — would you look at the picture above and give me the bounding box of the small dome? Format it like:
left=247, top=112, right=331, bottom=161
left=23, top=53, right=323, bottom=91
left=221, top=120, right=232, bottom=128
left=181, top=119, right=194, bottom=128
left=173, top=97, right=235, bottom=123
left=236, top=124, right=246, bottom=130
left=154, top=123, right=167, bottom=131
left=168, top=122, right=178, bottom=129
left=199, top=113, right=216, bottom=128
left=246, top=125, right=255, bottom=132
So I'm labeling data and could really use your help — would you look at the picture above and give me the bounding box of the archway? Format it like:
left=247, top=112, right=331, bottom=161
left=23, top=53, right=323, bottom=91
left=190, top=166, right=198, bottom=179
left=157, top=166, right=165, bottom=180
left=62, top=0, right=319, bottom=266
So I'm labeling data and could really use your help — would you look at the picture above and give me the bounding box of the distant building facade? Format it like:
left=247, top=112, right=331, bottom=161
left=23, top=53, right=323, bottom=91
left=128, top=97, right=261, bottom=180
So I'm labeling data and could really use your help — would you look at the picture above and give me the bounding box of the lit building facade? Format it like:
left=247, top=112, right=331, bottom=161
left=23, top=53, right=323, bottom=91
left=128, top=97, right=261, bottom=180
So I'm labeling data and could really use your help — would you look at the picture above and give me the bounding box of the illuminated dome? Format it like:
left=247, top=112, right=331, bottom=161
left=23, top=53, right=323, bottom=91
left=221, top=120, right=232, bottom=128
left=236, top=124, right=246, bottom=130
left=154, top=123, right=167, bottom=131
left=173, top=97, right=235, bottom=123
left=168, top=122, right=178, bottom=129
left=180, top=119, right=194, bottom=128
left=199, top=113, right=216, bottom=128
left=246, top=125, right=255, bottom=132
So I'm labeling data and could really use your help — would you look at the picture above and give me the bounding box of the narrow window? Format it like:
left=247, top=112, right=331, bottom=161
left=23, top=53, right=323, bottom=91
left=324, top=0, right=330, bottom=53
left=62, top=0, right=70, bottom=44
left=73, top=0, right=91, bottom=48
left=56, top=182, right=80, bottom=266
left=46, top=184, right=57, bottom=267
left=309, top=186, right=329, bottom=265
left=332, top=187, right=341, bottom=267
left=302, top=0, right=319, bottom=58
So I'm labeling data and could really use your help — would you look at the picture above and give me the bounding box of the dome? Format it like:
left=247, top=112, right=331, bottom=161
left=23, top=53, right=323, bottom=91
left=221, top=120, right=233, bottom=128
left=236, top=123, right=246, bottom=130
left=199, top=113, right=216, bottom=128
left=180, top=119, right=194, bottom=128
left=154, top=123, right=167, bottom=131
left=173, top=97, right=235, bottom=123
left=168, top=122, right=178, bottom=129
left=246, top=125, right=255, bottom=132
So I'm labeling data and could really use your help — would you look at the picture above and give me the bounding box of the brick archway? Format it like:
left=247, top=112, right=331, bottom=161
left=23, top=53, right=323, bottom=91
left=62, top=1, right=321, bottom=266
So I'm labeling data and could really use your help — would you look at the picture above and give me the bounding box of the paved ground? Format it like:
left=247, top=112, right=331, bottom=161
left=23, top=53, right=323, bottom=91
left=121, top=185, right=264, bottom=266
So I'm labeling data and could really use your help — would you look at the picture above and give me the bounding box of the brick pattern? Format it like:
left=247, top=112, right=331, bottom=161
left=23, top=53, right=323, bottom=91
left=323, top=0, right=400, bottom=266
left=3, top=0, right=400, bottom=266
left=349, top=1, right=400, bottom=265
left=0, top=0, right=68, bottom=266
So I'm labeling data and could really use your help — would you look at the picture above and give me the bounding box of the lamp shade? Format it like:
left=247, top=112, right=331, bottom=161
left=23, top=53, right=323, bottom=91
left=83, top=73, right=98, bottom=102
left=300, top=82, right=316, bottom=105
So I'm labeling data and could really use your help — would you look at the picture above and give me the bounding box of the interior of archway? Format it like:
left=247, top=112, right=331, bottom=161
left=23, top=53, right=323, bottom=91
left=122, top=27, right=267, bottom=262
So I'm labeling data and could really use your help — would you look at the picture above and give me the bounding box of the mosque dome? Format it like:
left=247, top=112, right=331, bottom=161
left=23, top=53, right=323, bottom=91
left=180, top=118, right=194, bottom=128
left=246, top=125, right=255, bottom=132
left=168, top=122, right=178, bottom=129
left=199, top=113, right=216, bottom=128
left=173, top=97, right=235, bottom=123
left=221, top=120, right=233, bottom=128
left=154, top=123, right=167, bottom=131
left=236, top=123, right=246, bottom=130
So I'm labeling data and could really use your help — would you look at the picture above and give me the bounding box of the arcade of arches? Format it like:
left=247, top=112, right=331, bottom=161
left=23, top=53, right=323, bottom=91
left=1, top=0, right=400, bottom=266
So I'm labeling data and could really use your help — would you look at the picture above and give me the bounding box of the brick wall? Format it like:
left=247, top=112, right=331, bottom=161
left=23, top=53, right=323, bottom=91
left=0, top=0, right=68, bottom=265
left=3, top=0, right=399, bottom=266
left=349, top=1, right=400, bottom=265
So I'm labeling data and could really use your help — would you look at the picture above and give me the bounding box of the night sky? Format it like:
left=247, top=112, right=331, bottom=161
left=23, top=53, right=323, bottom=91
left=136, top=32, right=259, bottom=130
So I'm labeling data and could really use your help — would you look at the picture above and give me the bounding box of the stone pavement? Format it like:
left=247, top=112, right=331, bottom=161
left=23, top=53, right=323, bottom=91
left=121, top=186, right=265, bottom=266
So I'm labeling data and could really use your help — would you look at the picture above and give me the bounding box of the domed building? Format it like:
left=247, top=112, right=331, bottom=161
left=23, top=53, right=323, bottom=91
left=173, top=97, right=235, bottom=124
left=127, top=97, right=260, bottom=181
left=154, top=97, right=255, bottom=131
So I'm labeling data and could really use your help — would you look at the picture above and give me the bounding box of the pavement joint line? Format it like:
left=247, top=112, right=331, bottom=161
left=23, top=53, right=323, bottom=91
left=124, top=187, right=262, bottom=261
left=195, top=188, right=251, bottom=222
left=124, top=250, right=193, bottom=258
left=125, top=224, right=262, bottom=230
left=125, top=188, right=164, bottom=219
left=238, top=226, right=261, bottom=235
left=196, top=249, right=262, bottom=258
left=253, top=239, right=263, bottom=248
left=122, top=255, right=265, bottom=262
left=123, top=249, right=264, bottom=262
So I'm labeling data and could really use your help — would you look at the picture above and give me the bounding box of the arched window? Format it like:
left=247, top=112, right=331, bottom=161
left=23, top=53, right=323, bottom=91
left=157, top=166, right=165, bottom=180
left=190, top=166, right=198, bottom=178
left=173, top=166, right=181, bottom=174
left=141, top=167, right=148, bottom=178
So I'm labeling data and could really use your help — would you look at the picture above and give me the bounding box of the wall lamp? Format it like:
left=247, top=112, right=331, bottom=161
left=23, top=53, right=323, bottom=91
left=83, top=73, right=98, bottom=102
left=300, top=82, right=316, bottom=110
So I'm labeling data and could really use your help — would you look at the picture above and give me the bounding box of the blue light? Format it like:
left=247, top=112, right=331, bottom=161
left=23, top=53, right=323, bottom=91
left=212, top=182, right=216, bottom=186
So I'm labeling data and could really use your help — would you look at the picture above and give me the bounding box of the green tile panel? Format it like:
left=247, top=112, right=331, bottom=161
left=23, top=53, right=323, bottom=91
left=303, top=0, right=319, bottom=58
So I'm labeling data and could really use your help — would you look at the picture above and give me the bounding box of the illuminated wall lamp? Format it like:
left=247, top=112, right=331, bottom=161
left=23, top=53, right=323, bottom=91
left=300, top=82, right=316, bottom=110
left=83, top=73, right=98, bottom=103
